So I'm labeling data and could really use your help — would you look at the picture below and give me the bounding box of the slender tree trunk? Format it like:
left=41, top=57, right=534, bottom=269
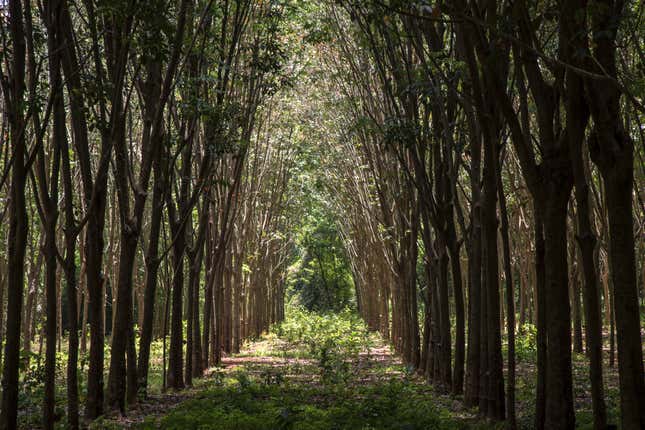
left=84, top=188, right=108, bottom=420
left=0, top=1, right=28, bottom=427
left=592, top=144, right=645, bottom=428
left=571, top=264, right=584, bottom=354
left=436, top=246, right=451, bottom=390
left=465, top=132, right=482, bottom=407
left=497, top=157, right=516, bottom=430
left=137, top=147, right=166, bottom=395
left=41, top=149, right=60, bottom=430
left=167, top=231, right=186, bottom=390
left=190, top=205, right=207, bottom=377
left=60, top=136, right=80, bottom=429
left=202, top=233, right=215, bottom=369
left=107, top=228, right=137, bottom=412
left=586, top=1, right=645, bottom=423
left=58, top=1, right=110, bottom=412
left=543, top=176, right=575, bottom=429
left=560, top=1, right=608, bottom=422
left=166, top=151, right=191, bottom=389
left=186, top=242, right=194, bottom=386
left=481, top=129, right=504, bottom=420
left=447, top=219, right=465, bottom=395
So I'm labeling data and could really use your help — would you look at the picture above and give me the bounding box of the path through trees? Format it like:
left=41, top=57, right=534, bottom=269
left=0, top=1, right=643, bottom=429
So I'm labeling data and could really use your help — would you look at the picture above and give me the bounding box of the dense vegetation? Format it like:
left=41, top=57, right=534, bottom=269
left=0, top=0, right=643, bottom=429
left=287, top=206, right=355, bottom=312
left=133, top=309, right=474, bottom=430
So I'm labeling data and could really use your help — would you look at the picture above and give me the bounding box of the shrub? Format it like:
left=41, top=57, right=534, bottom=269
left=515, top=323, right=537, bottom=362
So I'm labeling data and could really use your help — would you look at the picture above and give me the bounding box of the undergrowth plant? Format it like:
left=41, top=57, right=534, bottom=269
left=273, top=307, right=373, bottom=384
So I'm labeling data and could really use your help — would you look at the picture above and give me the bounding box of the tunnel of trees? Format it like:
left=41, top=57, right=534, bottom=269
left=0, top=0, right=643, bottom=429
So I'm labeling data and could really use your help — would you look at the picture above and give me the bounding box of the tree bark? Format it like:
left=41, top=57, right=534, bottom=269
left=586, top=1, right=645, bottom=427
left=0, top=1, right=27, bottom=428
left=543, top=168, right=575, bottom=429
left=497, top=155, right=516, bottom=429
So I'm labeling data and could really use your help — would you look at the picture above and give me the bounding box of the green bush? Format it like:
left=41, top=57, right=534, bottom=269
left=515, top=323, right=537, bottom=362
left=273, top=307, right=373, bottom=384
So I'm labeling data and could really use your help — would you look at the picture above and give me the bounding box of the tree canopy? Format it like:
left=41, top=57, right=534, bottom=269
left=0, top=0, right=643, bottom=429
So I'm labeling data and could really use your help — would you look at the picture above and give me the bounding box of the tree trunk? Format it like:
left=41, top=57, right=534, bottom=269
left=167, top=231, right=186, bottom=390
left=60, top=134, right=80, bottom=429
left=464, top=131, right=482, bottom=407
left=436, top=246, right=451, bottom=390
left=591, top=137, right=645, bottom=428
left=0, top=1, right=28, bottom=427
left=202, top=258, right=214, bottom=369
left=107, top=229, right=138, bottom=412
left=543, top=172, right=575, bottom=429
left=497, top=156, right=516, bottom=429
left=481, top=129, right=504, bottom=420
left=446, top=219, right=465, bottom=395
left=42, top=158, right=60, bottom=430
left=137, top=146, right=166, bottom=396
left=586, top=1, right=645, bottom=424
left=560, top=1, right=608, bottom=422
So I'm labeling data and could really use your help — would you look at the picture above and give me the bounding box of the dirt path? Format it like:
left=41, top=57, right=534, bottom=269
left=220, top=337, right=406, bottom=386
left=94, top=301, right=515, bottom=430
left=98, top=335, right=456, bottom=429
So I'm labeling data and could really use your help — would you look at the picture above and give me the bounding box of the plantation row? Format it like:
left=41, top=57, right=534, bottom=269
left=0, top=1, right=643, bottom=429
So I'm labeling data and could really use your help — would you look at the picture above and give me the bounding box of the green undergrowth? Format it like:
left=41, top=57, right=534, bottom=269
left=238, top=307, right=376, bottom=357
left=127, top=308, right=624, bottom=429
left=132, top=308, right=496, bottom=430
left=21, top=309, right=624, bottom=429
left=17, top=336, right=167, bottom=429
left=135, top=377, right=476, bottom=430
left=508, top=324, right=622, bottom=429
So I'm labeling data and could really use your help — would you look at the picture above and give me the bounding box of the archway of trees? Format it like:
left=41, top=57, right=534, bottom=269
left=0, top=1, right=643, bottom=429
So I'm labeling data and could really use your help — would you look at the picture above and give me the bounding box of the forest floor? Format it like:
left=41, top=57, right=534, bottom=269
left=92, top=310, right=490, bottom=430
left=21, top=309, right=624, bottom=429
left=85, top=310, right=627, bottom=430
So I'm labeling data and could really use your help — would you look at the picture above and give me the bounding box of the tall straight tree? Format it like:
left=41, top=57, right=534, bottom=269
left=42, top=1, right=82, bottom=426
left=0, top=0, right=28, bottom=427
left=57, top=0, right=118, bottom=417
left=27, top=0, right=61, bottom=425
left=448, top=0, right=506, bottom=419
left=560, top=1, right=607, bottom=428
left=107, top=0, right=190, bottom=411
left=586, top=1, right=645, bottom=427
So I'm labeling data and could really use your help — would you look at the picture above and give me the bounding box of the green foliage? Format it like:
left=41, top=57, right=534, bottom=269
left=19, top=350, right=67, bottom=397
left=287, top=213, right=355, bottom=312
left=274, top=307, right=373, bottom=384
left=16, top=349, right=67, bottom=428
left=134, top=381, right=473, bottom=430
left=277, top=308, right=369, bottom=352
left=515, top=323, right=537, bottom=362
left=133, top=308, right=470, bottom=430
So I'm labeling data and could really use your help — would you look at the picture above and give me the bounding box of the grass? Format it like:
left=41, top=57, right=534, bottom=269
left=130, top=308, right=489, bottom=430
left=17, top=309, right=628, bottom=429
left=509, top=324, right=623, bottom=429
left=135, top=378, right=472, bottom=430
left=17, top=336, right=169, bottom=429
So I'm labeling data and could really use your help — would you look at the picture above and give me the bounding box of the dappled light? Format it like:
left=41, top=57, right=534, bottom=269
left=0, top=1, right=643, bottom=429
